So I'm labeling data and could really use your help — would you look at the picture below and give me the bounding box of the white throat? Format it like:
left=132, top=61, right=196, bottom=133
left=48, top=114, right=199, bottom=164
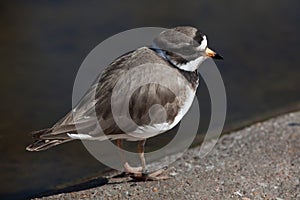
left=170, top=56, right=207, bottom=72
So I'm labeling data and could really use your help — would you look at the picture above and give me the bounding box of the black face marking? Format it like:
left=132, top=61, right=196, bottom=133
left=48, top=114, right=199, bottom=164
left=193, top=30, right=205, bottom=46
left=165, top=51, right=189, bottom=65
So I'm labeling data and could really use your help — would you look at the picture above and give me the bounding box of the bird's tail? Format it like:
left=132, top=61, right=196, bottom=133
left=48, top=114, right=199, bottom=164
left=26, top=118, right=99, bottom=152
left=26, top=126, right=76, bottom=152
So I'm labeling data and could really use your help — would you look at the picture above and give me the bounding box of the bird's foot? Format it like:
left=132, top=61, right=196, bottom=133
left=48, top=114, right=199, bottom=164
left=129, top=167, right=170, bottom=181
left=122, top=163, right=169, bottom=181
left=123, top=162, right=143, bottom=174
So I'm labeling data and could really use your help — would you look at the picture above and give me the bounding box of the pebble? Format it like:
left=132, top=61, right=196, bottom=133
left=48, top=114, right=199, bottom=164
left=234, top=190, right=243, bottom=197
left=205, top=165, right=214, bottom=171
left=169, top=172, right=178, bottom=177
left=184, top=162, right=192, bottom=171
left=242, top=197, right=251, bottom=200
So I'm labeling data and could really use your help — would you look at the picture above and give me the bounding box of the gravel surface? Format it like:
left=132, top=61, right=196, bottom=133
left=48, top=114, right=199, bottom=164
left=34, top=111, right=300, bottom=200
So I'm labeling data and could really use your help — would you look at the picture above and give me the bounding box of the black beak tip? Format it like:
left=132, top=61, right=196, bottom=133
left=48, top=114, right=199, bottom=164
left=214, top=53, right=224, bottom=60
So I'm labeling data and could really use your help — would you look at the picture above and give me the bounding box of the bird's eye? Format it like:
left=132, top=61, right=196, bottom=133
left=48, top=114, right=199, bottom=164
left=193, top=30, right=207, bottom=51
left=193, top=30, right=204, bottom=44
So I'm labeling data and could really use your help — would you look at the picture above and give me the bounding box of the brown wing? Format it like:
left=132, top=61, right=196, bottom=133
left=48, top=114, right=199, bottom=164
left=94, top=47, right=194, bottom=137
left=26, top=47, right=197, bottom=151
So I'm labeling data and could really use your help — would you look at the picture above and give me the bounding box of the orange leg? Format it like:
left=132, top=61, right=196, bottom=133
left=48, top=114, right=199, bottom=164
left=116, top=139, right=142, bottom=173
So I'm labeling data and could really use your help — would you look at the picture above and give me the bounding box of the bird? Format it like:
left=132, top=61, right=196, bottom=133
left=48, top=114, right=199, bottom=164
left=26, top=26, right=223, bottom=181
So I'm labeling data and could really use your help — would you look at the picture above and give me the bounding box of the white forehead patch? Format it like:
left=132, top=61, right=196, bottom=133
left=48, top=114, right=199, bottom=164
left=197, top=35, right=207, bottom=51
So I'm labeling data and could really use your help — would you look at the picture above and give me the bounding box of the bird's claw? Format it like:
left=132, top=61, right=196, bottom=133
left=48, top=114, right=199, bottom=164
left=129, top=168, right=170, bottom=181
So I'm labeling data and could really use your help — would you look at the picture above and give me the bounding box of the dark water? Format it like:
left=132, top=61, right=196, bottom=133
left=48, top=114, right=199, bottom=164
left=1, top=0, right=300, bottom=199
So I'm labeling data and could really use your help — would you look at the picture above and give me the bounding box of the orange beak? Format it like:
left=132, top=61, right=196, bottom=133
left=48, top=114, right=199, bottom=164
left=205, top=48, right=223, bottom=60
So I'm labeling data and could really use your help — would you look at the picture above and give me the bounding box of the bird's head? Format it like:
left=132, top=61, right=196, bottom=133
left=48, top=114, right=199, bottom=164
left=153, top=26, right=223, bottom=72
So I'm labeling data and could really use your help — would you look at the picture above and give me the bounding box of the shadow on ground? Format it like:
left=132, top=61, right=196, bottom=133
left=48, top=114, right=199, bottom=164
left=32, top=176, right=109, bottom=199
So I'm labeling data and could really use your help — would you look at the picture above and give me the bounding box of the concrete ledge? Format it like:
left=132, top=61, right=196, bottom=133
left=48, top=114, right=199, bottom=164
left=34, top=111, right=300, bottom=199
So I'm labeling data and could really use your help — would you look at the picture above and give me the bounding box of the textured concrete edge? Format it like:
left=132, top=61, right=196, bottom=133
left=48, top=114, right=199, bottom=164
left=32, top=110, right=300, bottom=199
